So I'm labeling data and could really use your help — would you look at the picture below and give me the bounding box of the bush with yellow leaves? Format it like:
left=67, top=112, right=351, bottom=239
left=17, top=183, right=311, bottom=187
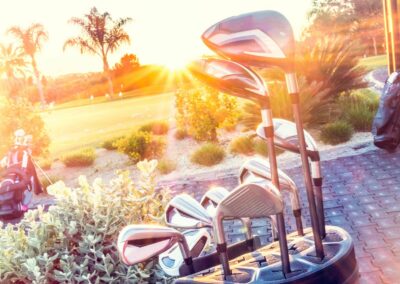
left=0, top=159, right=172, bottom=283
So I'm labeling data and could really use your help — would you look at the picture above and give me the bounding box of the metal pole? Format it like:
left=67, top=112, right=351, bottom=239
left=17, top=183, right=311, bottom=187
left=383, top=0, right=394, bottom=74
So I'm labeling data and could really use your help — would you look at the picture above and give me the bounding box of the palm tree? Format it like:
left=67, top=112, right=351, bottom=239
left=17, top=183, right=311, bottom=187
left=8, top=23, right=48, bottom=107
left=0, top=43, right=28, bottom=99
left=64, top=7, right=132, bottom=97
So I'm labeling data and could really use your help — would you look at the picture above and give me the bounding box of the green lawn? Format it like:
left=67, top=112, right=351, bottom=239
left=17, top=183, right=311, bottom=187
left=42, top=92, right=175, bottom=157
left=359, top=55, right=387, bottom=70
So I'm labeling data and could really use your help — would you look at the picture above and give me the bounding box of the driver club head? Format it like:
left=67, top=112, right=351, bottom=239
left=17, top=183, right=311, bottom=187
left=165, top=194, right=213, bottom=229
left=187, top=57, right=267, bottom=103
left=202, top=10, right=295, bottom=72
left=117, top=224, right=190, bottom=266
left=159, top=228, right=211, bottom=276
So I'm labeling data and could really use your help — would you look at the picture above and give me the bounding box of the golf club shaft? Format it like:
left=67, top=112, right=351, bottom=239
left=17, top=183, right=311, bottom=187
left=312, top=161, right=326, bottom=238
left=286, top=73, right=324, bottom=259
left=32, top=159, right=53, bottom=185
left=262, top=104, right=291, bottom=274
left=314, top=183, right=326, bottom=238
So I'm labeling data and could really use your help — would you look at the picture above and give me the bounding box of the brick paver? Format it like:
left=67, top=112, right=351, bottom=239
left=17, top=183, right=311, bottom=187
left=161, top=148, right=400, bottom=283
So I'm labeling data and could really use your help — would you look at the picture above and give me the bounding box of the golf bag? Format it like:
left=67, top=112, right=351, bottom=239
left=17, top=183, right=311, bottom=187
left=372, top=71, right=400, bottom=152
left=0, top=144, right=42, bottom=217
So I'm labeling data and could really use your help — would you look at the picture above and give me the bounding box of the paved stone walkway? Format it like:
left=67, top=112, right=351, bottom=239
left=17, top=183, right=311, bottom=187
left=162, top=148, right=400, bottom=283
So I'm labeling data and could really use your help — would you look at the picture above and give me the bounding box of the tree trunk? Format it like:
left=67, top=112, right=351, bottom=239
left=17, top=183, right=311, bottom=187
left=31, top=56, right=46, bottom=109
left=372, top=36, right=378, bottom=56
left=103, top=56, right=114, bottom=97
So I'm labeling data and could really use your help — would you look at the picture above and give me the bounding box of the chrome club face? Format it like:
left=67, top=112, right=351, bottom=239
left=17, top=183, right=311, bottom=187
left=202, top=10, right=295, bottom=72
left=200, top=186, right=230, bottom=216
left=117, top=224, right=191, bottom=266
left=159, top=228, right=211, bottom=277
left=239, top=157, right=304, bottom=237
left=213, top=182, right=289, bottom=277
left=165, top=194, right=213, bottom=229
left=187, top=58, right=267, bottom=102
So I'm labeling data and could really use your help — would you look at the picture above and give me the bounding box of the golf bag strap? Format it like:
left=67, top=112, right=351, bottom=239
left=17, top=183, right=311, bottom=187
left=290, top=92, right=300, bottom=104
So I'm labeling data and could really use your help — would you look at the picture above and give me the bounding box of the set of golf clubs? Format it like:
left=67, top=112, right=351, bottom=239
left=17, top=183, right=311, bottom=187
left=118, top=10, right=328, bottom=280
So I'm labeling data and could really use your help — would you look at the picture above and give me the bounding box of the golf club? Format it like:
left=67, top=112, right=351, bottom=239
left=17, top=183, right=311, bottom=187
left=165, top=194, right=213, bottom=229
left=256, top=118, right=325, bottom=238
left=213, top=182, right=288, bottom=278
left=201, top=10, right=324, bottom=258
left=200, top=186, right=278, bottom=243
left=159, top=228, right=211, bottom=276
left=117, top=224, right=193, bottom=273
left=239, top=157, right=304, bottom=237
left=188, top=57, right=291, bottom=274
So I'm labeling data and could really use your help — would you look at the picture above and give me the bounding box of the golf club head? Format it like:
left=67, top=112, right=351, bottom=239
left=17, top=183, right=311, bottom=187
left=187, top=58, right=267, bottom=103
left=165, top=194, right=213, bottom=229
left=200, top=186, right=230, bottom=216
left=215, top=181, right=283, bottom=223
left=118, top=224, right=184, bottom=266
left=159, top=228, right=211, bottom=276
left=239, top=157, right=301, bottom=211
left=256, top=118, right=320, bottom=161
left=202, top=10, right=295, bottom=72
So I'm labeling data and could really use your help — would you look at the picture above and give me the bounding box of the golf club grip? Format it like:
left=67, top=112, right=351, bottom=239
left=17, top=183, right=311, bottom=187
left=178, top=236, right=261, bottom=277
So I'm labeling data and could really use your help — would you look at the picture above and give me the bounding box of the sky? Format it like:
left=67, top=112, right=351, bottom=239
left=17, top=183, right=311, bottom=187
left=0, top=0, right=313, bottom=77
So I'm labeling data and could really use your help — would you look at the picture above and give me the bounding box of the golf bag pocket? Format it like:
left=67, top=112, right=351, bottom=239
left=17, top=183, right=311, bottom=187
left=372, top=71, right=400, bottom=151
left=0, top=181, right=26, bottom=204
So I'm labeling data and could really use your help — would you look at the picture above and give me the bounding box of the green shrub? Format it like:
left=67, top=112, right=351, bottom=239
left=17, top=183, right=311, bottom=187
left=0, top=160, right=172, bottom=283
left=320, top=121, right=354, bottom=145
left=61, top=148, right=96, bottom=167
left=253, top=138, right=284, bottom=157
left=191, top=143, right=225, bottom=166
left=174, top=128, right=188, bottom=140
left=157, top=159, right=177, bottom=174
left=175, top=85, right=239, bottom=141
left=338, top=89, right=379, bottom=132
left=345, top=108, right=375, bottom=132
left=139, top=120, right=169, bottom=135
left=240, top=77, right=332, bottom=130
left=101, top=136, right=124, bottom=150
left=115, top=131, right=165, bottom=162
left=0, top=98, right=50, bottom=157
left=229, top=136, right=254, bottom=155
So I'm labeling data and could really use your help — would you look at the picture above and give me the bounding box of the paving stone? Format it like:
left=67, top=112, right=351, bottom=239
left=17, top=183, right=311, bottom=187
left=357, top=256, right=380, bottom=273
left=358, top=272, right=384, bottom=284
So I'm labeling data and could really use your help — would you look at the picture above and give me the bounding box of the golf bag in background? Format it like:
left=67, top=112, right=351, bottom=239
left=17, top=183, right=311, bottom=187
left=0, top=132, right=43, bottom=217
left=372, top=71, right=400, bottom=152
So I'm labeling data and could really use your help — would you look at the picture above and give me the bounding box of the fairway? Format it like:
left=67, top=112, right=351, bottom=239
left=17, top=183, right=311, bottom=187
left=41, top=92, right=175, bottom=157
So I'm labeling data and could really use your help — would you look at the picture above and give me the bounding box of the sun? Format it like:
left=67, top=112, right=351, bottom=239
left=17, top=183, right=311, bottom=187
left=161, top=57, right=190, bottom=72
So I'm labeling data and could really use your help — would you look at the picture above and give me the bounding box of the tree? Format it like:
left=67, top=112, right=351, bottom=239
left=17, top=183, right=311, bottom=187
left=112, top=53, right=140, bottom=77
left=8, top=23, right=48, bottom=107
left=352, top=0, right=383, bottom=56
left=0, top=43, right=28, bottom=99
left=305, top=0, right=384, bottom=56
left=64, top=7, right=132, bottom=97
